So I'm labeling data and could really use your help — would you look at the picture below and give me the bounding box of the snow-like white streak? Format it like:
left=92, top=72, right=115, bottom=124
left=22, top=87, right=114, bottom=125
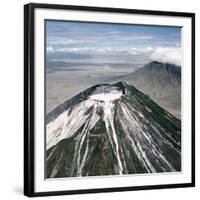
left=154, top=121, right=179, bottom=146
left=104, top=118, right=116, bottom=153
left=135, top=124, right=175, bottom=170
left=118, top=105, right=153, bottom=172
left=150, top=125, right=178, bottom=170
left=78, top=135, right=89, bottom=176
left=47, top=91, right=123, bottom=150
left=76, top=122, right=90, bottom=176
left=77, top=103, right=98, bottom=176
left=124, top=104, right=171, bottom=166
left=47, top=99, right=95, bottom=150
left=120, top=103, right=156, bottom=173
left=47, top=90, right=124, bottom=175
left=145, top=106, right=152, bottom=113
left=49, top=152, right=64, bottom=178
left=46, top=146, right=56, bottom=161
left=103, top=101, right=123, bottom=175
left=120, top=102, right=176, bottom=172
left=46, top=85, right=181, bottom=176
left=126, top=133, right=152, bottom=173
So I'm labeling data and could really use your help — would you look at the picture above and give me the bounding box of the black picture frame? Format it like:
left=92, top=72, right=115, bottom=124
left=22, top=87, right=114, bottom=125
left=24, top=3, right=195, bottom=197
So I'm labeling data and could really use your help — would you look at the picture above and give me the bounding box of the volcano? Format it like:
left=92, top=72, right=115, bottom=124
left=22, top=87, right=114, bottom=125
left=46, top=82, right=181, bottom=178
left=121, top=61, right=181, bottom=118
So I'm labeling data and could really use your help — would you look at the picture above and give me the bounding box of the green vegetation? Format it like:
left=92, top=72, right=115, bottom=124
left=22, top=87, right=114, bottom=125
left=47, top=81, right=181, bottom=178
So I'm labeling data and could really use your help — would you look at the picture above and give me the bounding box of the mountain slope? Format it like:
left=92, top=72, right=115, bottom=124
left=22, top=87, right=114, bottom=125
left=46, top=82, right=181, bottom=178
left=121, top=61, right=181, bottom=119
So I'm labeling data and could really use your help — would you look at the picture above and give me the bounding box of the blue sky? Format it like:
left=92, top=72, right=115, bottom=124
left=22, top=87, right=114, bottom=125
left=46, top=20, right=181, bottom=66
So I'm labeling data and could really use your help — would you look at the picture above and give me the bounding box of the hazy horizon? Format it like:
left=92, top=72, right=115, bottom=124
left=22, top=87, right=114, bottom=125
left=46, top=20, right=181, bottom=113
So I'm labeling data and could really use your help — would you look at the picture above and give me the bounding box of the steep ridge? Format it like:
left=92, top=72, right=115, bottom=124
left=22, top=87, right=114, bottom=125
left=46, top=82, right=181, bottom=178
left=122, top=61, right=181, bottom=119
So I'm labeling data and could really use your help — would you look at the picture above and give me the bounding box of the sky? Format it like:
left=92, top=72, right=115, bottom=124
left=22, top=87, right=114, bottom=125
left=46, top=20, right=181, bottom=66
left=46, top=20, right=181, bottom=112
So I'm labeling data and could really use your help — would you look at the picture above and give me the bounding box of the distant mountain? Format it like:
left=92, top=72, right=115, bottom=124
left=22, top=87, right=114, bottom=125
left=121, top=61, right=181, bottom=119
left=46, top=82, right=181, bottom=178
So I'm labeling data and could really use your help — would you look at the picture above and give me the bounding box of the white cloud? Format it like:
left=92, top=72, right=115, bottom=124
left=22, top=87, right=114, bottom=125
left=149, top=47, right=181, bottom=66
left=127, top=47, right=181, bottom=66
left=47, top=39, right=95, bottom=46
left=47, top=45, right=181, bottom=66
left=114, top=35, right=155, bottom=41
left=47, top=46, right=54, bottom=53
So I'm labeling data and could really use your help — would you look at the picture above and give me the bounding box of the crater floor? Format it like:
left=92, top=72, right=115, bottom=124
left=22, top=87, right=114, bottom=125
left=90, top=89, right=123, bottom=102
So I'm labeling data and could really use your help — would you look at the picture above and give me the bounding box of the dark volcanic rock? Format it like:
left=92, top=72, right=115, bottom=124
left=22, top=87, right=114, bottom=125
left=46, top=82, right=181, bottom=178
left=122, top=61, right=181, bottom=118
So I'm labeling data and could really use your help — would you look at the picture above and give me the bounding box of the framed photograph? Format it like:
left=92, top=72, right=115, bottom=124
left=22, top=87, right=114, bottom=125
left=24, top=3, right=195, bottom=197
